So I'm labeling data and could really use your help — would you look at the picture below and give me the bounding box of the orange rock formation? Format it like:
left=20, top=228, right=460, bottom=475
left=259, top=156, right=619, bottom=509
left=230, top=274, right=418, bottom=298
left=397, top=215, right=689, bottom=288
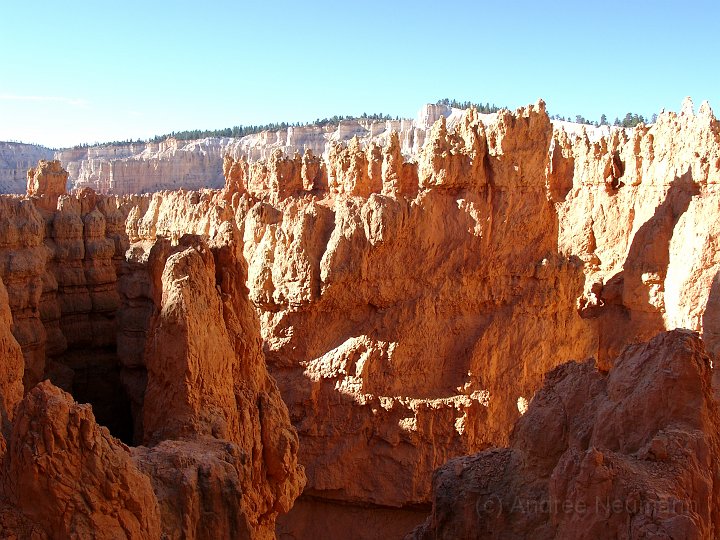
left=410, top=330, right=720, bottom=539
left=0, top=162, right=305, bottom=538
left=0, top=97, right=719, bottom=538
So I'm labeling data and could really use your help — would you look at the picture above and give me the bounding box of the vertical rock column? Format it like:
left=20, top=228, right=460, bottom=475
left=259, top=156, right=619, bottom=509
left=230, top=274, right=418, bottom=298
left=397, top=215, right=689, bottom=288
left=50, top=196, right=91, bottom=347
left=133, top=229, right=305, bottom=538
left=82, top=205, right=120, bottom=347
left=0, top=197, right=47, bottom=389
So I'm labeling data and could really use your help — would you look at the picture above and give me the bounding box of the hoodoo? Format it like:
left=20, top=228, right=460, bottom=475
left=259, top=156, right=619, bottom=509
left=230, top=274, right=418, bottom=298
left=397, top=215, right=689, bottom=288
left=0, top=98, right=719, bottom=538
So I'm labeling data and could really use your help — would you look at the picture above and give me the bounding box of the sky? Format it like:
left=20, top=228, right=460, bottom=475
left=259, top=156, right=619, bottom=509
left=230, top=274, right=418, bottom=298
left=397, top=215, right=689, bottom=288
left=1, top=0, right=718, bottom=148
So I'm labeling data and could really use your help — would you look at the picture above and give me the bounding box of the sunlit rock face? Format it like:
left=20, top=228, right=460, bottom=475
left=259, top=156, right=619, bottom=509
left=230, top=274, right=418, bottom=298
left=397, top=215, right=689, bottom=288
left=50, top=104, right=501, bottom=195
left=410, top=330, right=720, bottom=540
left=0, top=165, right=305, bottom=539
left=1, top=98, right=720, bottom=538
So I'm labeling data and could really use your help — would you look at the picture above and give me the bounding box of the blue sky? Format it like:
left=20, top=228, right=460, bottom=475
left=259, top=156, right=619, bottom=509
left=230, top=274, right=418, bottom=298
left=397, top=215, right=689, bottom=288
left=1, top=0, right=717, bottom=148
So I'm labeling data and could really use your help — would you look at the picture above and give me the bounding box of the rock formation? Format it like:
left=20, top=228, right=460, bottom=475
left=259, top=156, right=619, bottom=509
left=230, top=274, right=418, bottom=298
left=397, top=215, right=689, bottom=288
left=0, top=192, right=48, bottom=388
left=0, top=164, right=305, bottom=538
left=26, top=159, right=68, bottom=200
left=58, top=138, right=230, bottom=194
left=3, top=105, right=611, bottom=197
left=410, top=330, right=720, bottom=539
left=0, top=142, right=54, bottom=194
left=133, top=233, right=305, bottom=538
left=1, top=382, right=162, bottom=539
left=0, top=277, right=24, bottom=440
left=50, top=104, right=508, bottom=195
left=228, top=97, right=720, bottom=538
left=0, top=97, right=719, bottom=538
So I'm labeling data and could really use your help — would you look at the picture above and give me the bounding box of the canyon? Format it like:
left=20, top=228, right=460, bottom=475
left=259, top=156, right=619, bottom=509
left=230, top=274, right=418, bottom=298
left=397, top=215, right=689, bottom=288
left=1, top=103, right=604, bottom=197
left=0, top=97, right=719, bottom=538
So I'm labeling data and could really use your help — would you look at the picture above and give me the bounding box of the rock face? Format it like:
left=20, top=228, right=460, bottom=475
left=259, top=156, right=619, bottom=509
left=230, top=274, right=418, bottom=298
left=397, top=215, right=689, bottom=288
left=410, top=330, right=720, bottom=540
left=254, top=103, right=596, bottom=523
left=0, top=142, right=54, bottom=194
left=225, top=98, right=720, bottom=538
left=50, top=105, right=505, bottom=195
left=0, top=276, right=24, bottom=439
left=2, top=382, right=162, bottom=539
left=0, top=98, right=719, bottom=538
left=135, top=234, right=305, bottom=538
left=0, top=193, right=48, bottom=388
left=57, top=139, right=230, bottom=195
left=26, top=159, right=68, bottom=200
left=0, top=164, right=304, bottom=537
left=2, top=105, right=609, bottom=197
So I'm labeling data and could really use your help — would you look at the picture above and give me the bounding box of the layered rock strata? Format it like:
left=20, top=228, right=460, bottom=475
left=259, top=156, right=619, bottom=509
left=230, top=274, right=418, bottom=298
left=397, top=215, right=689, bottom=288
left=51, top=104, right=507, bottom=195
left=132, top=233, right=305, bottom=538
left=224, top=98, right=720, bottom=538
left=58, top=138, right=229, bottom=194
left=4, top=105, right=610, bottom=197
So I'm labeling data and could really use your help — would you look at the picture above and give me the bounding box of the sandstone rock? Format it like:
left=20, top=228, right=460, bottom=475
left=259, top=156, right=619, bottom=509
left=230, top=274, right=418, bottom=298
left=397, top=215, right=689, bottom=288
left=382, top=131, right=418, bottom=196
left=232, top=102, right=594, bottom=524
left=553, top=98, right=720, bottom=366
left=0, top=98, right=718, bottom=539
left=0, top=213, right=305, bottom=538
left=409, top=330, right=720, bottom=539
left=57, top=138, right=228, bottom=195
left=133, top=439, right=255, bottom=540
left=2, top=381, right=161, bottom=539
left=0, top=196, right=47, bottom=389
left=0, top=277, right=24, bottom=437
left=223, top=154, right=247, bottom=198
left=26, top=160, right=67, bottom=201
left=301, top=149, right=324, bottom=191
left=49, top=104, right=503, bottom=196
left=142, top=236, right=241, bottom=443
left=137, top=231, right=305, bottom=536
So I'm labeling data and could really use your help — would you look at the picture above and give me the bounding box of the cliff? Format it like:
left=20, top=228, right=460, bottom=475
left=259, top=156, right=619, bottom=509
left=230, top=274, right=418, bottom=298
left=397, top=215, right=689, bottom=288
left=410, top=330, right=720, bottom=539
left=3, top=105, right=608, bottom=198
left=56, top=139, right=230, bottom=194
left=0, top=142, right=54, bottom=194
left=217, top=97, right=720, bottom=538
left=50, top=104, right=507, bottom=195
left=0, top=164, right=305, bottom=538
left=0, top=97, right=719, bottom=538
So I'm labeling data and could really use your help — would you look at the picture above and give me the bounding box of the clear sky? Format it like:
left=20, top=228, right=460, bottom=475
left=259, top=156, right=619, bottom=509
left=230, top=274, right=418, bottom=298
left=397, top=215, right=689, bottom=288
left=1, top=0, right=717, bottom=148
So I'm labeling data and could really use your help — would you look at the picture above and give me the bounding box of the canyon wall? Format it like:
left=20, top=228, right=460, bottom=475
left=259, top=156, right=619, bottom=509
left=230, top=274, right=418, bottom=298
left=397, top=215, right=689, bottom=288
left=226, top=97, right=720, bottom=538
left=0, top=97, right=718, bottom=538
left=4, top=105, right=609, bottom=198
left=0, top=142, right=55, bottom=193
left=410, top=330, right=720, bottom=539
left=51, top=104, right=508, bottom=195
left=0, top=164, right=305, bottom=538
left=56, top=139, right=230, bottom=194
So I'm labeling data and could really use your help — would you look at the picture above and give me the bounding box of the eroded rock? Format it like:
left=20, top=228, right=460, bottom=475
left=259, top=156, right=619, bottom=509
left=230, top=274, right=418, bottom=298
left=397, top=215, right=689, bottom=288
left=410, top=330, right=720, bottom=539
left=2, top=382, right=161, bottom=539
